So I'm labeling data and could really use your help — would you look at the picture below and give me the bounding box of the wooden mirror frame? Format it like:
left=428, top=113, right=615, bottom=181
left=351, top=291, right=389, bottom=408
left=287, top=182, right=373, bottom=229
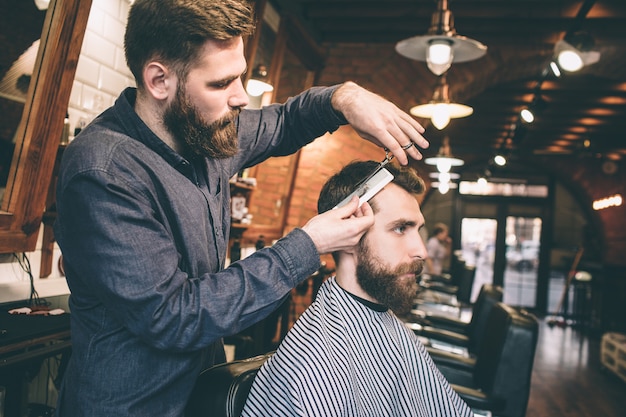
left=0, top=0, right=92, bottom=253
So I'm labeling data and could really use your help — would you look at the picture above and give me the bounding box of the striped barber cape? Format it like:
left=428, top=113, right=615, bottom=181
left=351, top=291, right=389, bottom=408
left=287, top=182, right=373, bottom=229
left=242, top=277, right=472, bottom=417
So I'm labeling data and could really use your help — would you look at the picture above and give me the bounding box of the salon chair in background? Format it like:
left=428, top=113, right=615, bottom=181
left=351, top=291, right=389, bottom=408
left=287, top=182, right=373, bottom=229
left=432, top=303, right=539, bottom=417
left=407, top=284, right=502, bottom=357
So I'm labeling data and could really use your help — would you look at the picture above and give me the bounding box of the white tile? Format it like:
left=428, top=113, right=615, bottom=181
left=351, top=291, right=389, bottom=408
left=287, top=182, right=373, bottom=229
left=114, top=47, right=133, bottom=78
left=119, top=0, right=131, bottom=21
left=92, top=0, right=120, bottom=19
left=74, top=55, right=100, bottom=85
left=99, top=65, right=130, bottom=96
left=69, top=80, right=83, bottom=108
left=81, top=84, right=106, bottom=113
left=82, top=31, right=116, bottom=67
left=86, top=4, right=106, bottom=36
left=104, top=13, right=126, bottom=47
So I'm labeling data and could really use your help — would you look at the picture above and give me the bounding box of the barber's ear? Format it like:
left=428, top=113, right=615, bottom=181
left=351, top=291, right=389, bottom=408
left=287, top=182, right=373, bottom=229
left=143, top=62, right=174, bottom=101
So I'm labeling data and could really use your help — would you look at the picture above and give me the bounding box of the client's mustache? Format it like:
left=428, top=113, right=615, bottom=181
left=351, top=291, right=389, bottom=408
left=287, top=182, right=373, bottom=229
left=395, top=258, right=425, bottom=277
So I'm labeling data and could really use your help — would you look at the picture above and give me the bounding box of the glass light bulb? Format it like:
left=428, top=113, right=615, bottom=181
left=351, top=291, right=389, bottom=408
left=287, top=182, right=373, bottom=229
left=494, top=155, right=507, bottom=166
left=558, top=50, right=584, bottom=72
left=438, top=182, right=450, bottom=194
left=436, top=158, right=452, bottom=173
left=438, top=172, right=451, bottom=183
left=520, top=108, right=535, bottom=123
left=427, top=40, right=453, bottom=76
left=431, top=104, right=451, bottom=130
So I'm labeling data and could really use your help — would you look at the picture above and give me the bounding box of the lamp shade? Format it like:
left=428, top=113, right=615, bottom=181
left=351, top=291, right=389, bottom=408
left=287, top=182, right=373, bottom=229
left=554, top=31, right=600, bottom=73
left=395, top=0, right=487, bottom=75
left=246, top=64, right=273, bottom=97
left=424, top=136, right=464, bottom=173
left=410, top=74, right=473, bottom=130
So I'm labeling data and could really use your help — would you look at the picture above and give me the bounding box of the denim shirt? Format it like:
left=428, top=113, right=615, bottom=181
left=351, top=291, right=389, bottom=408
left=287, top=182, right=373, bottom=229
left=53, top=86, right=346, bottom=416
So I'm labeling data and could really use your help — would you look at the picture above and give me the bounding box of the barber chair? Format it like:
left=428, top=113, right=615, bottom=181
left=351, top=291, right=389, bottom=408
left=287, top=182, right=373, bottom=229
left=432, top=303, right=539, bottom=417
left=422, top=252, right=466, bottom=287
left=185, top=352, right=272, bottom=417
left=416, top=264, right=477, bottom=311
left=408, top=284, right=503, bottom=357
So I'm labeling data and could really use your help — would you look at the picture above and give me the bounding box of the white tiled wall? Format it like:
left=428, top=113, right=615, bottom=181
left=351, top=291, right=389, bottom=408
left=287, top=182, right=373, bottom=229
left=67, top=0, right=134, bottom=136
left=0, top=0, right=133, bottom=304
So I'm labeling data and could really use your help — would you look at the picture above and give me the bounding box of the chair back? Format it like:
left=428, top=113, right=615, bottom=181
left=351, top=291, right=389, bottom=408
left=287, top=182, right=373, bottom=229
left=467, top=284, right=503, bottom=354
left=185, top=353, right=272, bottom=417
left=449, top=254, right=466, bottom=286
left=474, top=303, right=539, bottom=417
left=456, top=265, right=477, bottom=304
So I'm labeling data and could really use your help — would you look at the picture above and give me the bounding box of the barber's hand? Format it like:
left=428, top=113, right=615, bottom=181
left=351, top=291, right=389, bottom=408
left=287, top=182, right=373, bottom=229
left=302, top=196, right=374, bottom=254
left=331, top=81, right=429, bottom=165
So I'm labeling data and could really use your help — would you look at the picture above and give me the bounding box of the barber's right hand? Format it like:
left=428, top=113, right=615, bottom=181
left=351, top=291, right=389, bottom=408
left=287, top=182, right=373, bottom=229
left=301, top=195, right=374, bottom=254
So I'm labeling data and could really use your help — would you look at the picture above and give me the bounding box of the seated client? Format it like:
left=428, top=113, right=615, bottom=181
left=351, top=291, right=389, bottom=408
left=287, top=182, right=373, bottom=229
left=242, top=161, right=472, bottom=417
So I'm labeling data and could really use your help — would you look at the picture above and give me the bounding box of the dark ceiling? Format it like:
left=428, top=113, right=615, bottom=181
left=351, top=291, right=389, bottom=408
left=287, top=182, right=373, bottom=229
left=272, top=0, right=626, bottom=179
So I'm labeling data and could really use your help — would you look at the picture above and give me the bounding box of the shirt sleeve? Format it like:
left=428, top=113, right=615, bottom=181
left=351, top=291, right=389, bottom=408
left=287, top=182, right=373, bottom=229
left=55, top=165, right=320, bottom=352
left=234, top=85, right=347, bottom=170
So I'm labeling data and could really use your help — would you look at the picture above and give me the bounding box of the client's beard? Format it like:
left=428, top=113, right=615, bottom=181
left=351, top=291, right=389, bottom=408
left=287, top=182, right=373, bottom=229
left=356, top=241, right=424, bottom=315
left=164, top=85, right=240, bottom=159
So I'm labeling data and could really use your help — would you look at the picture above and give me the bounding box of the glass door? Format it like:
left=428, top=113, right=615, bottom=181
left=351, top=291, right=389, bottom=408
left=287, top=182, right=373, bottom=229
left=504, top=216, right=542, bottom=307
left=460, top=218, right=497, bottom=302
left=459, top=212, right=544, bottom=309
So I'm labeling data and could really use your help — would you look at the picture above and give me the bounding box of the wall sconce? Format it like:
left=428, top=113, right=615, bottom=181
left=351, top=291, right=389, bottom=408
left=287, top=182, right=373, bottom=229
left=410, top=74, right=473, bottom=130
left=424, top=136, right=464, bottom=173
left=246, top=64, right=274, bottom=97
left=554, top=31, right=600, bottom=73
left=395, top=0, right=487, bottom=76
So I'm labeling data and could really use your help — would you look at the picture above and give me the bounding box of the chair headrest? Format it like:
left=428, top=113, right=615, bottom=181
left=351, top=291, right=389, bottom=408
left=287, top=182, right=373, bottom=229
left=185, top=352, right=273, bottom=417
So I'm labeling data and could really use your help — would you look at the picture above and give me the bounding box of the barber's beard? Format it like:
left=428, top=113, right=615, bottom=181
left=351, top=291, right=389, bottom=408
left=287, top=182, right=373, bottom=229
left=356, top=242, right=424, bottom=315
left=164, top=86, right=240, bottom=159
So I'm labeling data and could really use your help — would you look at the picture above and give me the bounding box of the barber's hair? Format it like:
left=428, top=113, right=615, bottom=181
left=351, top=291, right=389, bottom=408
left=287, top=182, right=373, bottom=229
left=317, top=160, right=425, bottom=215
left=124, top=0, right=255, bottom=87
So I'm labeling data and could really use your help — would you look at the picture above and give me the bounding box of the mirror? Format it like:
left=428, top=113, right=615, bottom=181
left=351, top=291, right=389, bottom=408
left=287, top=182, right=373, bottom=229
left=0, top=1, right=47, bottom=196
left=0, top=0, right=92, bottom=253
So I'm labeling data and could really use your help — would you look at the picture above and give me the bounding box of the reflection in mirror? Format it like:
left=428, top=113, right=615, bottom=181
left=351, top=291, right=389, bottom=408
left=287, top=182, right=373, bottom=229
left=0, top=2, right=47, bottom=200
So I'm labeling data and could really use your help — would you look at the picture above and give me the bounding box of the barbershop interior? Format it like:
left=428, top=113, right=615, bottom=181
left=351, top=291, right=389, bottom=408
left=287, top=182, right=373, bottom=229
left=1, top=0, right=625, bottom=416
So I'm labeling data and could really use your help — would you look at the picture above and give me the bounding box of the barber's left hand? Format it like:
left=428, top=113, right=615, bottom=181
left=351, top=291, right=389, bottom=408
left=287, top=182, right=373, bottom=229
left=332, top=81, right=429, bottom=165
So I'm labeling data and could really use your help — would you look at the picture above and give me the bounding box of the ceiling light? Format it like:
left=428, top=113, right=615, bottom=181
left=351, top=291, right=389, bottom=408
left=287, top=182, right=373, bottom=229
left=34, top=0, right=50, bottom=10
left=428, top=172, right=460, bottom=180
left=424, top=136, right=464, bottom=173
left=549, top=61, right=561, bottom=77
left=554, top=31, right=600, bottom=73
left=410, top=74, right=473, bottom=130
left=520, top=96, right=547, bottom=124
left=395, top=0, right=487, bottom=76
left=246, top=64, right=274, bottom=97
left=520, top=108, right=535, bottom=124
left=494, top=154, right=507, bottom=166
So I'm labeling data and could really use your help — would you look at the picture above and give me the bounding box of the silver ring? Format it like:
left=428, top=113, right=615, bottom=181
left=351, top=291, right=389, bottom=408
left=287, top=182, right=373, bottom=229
left=401, top=142, right=414, bottom=150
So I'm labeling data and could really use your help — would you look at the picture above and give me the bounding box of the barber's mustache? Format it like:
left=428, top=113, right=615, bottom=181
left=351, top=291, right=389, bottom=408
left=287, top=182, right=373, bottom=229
left=216, top=108, right=241, bottom=128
